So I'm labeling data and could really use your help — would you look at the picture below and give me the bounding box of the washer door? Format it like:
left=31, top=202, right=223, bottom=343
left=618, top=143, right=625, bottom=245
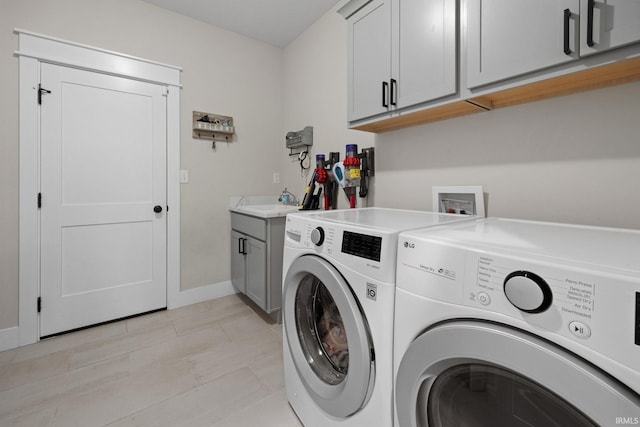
left=283, top=255, right=374, bottom=418
left=395, top=321, right=640, bottom=427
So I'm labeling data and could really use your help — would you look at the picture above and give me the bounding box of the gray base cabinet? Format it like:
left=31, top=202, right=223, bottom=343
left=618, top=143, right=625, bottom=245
left=231, top=212, right=285, bottom=321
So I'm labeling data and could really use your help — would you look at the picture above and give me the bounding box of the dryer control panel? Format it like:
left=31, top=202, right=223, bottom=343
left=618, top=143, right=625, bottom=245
left=464, top=254, right=597, bottom=330
left=459, top=251, right=640, bottom=375
left=396, top=237, right=640, bottom=392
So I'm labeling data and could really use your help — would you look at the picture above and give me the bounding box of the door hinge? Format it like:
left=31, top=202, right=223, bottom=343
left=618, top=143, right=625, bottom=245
left=38, top=84, right=51, bottom=105
left=37, top=192, right=42, bottom=209
left=37, top=297, right=42, bottom=313
left=162, top=87, right=168, bottom=96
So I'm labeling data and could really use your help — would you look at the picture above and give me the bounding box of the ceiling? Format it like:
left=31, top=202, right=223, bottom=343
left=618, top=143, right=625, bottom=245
left=141, top=0, right=341, bottom=48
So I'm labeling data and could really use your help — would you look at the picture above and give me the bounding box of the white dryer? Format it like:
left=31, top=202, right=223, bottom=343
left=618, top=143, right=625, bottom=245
left=282, top=208, right=475, bottom=427
left=394, top=217, right=640, bottom=426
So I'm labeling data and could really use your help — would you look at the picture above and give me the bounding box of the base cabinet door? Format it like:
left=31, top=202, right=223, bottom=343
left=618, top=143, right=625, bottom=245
left=244, top=237, right=267, bottom=309
left=231, top=230, right=246, bottom=294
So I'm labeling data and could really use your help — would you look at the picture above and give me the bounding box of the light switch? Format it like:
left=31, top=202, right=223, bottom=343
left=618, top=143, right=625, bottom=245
left=180, top=170, right=189, bottom=183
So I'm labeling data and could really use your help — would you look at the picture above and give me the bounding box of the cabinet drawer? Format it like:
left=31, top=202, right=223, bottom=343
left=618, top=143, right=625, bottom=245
left=231, top=213, right=266, bottom=241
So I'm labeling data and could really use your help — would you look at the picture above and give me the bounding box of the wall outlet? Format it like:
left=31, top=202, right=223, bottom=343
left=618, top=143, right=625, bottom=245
left=273, top=172, right=280, bottom=184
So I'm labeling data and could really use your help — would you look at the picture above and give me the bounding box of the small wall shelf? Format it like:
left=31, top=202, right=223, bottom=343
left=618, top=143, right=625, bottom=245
left=192, top=111, right=235, bottom=146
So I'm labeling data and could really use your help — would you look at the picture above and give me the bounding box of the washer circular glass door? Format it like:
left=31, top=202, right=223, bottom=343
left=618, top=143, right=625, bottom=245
left=395, top=321, right=640, bottom=426
left=283, top=254, right=374, bottom=418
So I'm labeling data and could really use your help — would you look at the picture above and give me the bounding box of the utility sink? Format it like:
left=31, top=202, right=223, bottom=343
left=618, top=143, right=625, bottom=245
left=230, top=196, right=300, bottom=218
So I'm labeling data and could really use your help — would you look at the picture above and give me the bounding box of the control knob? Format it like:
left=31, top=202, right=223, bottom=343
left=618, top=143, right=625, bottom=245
left=310, top=227, right=325, bottom=246
left=503, top=271, right=552, bottom=313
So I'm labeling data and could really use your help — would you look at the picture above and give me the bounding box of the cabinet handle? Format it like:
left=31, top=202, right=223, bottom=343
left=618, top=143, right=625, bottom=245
left=587, top=0, right=595, bottom=47
left=382, top=81, right=389, bottom=108
left=390, top=79, right=397, bottom=106
left=563, top=9, right=572, bottom=55
left=238, top=237, right=247, bottom=255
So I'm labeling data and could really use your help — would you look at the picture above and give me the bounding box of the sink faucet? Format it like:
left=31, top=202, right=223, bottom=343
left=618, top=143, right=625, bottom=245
left=278, top=188, right=298, bottom=206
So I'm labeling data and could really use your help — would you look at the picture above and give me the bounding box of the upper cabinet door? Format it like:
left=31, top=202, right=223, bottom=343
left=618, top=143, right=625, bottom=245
left=580, top=0, right=640, bottom=57
left=347, top=0, right=392, bottom=122
left=467, top=0, right=580, bottom=88
left=392, top=0, right=458, bottom=108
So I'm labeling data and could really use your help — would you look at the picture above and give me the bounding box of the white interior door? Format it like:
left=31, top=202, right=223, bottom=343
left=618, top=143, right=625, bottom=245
left=39, top=63, right=167, bottom=337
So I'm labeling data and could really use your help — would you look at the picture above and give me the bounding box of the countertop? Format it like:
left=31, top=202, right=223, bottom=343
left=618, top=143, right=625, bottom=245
left=229, top=195, right=301, bottom=219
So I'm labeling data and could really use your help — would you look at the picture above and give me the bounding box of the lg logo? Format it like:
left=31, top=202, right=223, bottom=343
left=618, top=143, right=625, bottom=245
left=403, top=241, right=415, bottom=249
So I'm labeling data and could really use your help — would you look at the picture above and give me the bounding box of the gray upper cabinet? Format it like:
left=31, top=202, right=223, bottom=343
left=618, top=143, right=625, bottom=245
left=580, top=0, right=640, bottom=57
left=344, top=0, right=457, bottom=123
left=466, top=0, right=580, bottom=88
left=467, top=0, right=640, bottom=89
left=341, top=0, right=640, bottom=132
left=348, top=0, right=392, bottom=121
left=392, top=0, right=457, bottom=108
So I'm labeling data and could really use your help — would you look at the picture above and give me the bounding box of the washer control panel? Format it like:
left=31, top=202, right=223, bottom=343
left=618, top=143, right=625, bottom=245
left=285, top=214, right=397, bottom=283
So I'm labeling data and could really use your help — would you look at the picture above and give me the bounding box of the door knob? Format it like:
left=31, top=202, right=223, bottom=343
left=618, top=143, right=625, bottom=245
left=154, top=205, right=163, bottom=213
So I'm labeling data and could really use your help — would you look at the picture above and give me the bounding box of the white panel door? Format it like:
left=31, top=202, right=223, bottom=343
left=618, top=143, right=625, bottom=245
left=40, top=63, right=167, bottom=337
left=392, top=0, right=457, bottom=108
left=348, top=0, right=392, bottom=121
left=467, top=0, right=580, bottom=88
left=580, top=0, right=640, bottom=57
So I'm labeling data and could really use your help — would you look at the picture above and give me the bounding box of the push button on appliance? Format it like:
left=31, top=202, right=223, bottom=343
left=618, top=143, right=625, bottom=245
left=477, top=292, right=491, bottom=306
left=569, top=321, right=591, bottom=339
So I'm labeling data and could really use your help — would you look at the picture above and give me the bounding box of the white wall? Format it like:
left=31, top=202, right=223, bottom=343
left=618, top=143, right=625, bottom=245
left=374, top=86, right=640, bottom=228
left=0, top=0, right=284, bottom=330
left=283, top=1, right=640, bottom=230
left=281, top=2, right=375, bottom=202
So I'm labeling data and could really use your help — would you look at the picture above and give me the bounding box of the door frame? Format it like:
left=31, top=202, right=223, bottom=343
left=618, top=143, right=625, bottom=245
left=16, top=29, right=182, bottom=346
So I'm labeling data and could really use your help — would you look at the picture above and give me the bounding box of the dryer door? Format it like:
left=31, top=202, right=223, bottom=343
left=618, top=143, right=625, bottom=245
left=283, top=255, right=374, bottom=418
left=395, top=321, right=640, bottom=427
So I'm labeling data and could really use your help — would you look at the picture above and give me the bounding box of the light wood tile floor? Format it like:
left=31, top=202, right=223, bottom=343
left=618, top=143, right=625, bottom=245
left=0, top=294, right=303, bottom=427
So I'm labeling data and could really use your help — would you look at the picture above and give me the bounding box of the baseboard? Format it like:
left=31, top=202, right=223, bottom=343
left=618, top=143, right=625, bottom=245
left=0, top=326, right=20, bottom=352
left=168, top=280, right=238, bottom=310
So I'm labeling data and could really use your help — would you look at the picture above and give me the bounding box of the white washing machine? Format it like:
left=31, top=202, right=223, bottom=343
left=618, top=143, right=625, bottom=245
left=394, top=217, right=640, bottom=426
left=282, top=208, right=476, bottom=427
